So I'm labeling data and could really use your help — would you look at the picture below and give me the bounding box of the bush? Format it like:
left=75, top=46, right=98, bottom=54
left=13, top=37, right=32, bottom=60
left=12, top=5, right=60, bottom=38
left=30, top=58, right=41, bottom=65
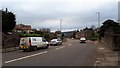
left=87, top=33, right=98, bottom=41
left=19, top=33, right=43, bottom=37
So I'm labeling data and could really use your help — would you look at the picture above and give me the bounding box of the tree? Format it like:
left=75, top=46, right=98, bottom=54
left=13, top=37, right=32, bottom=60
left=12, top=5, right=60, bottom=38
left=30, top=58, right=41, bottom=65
left=83, top=27, right=88, bottom=31
left=43, top=33, right=50, bottom=41
left=72, top=31, right=76, bottom=38
left=2, top=8, right=16, bottom=33
left=76, top=29, right=79, bottom=32
left=90, top=25, right=96, bottom=30
left=34, top=30, right=43, bottom=35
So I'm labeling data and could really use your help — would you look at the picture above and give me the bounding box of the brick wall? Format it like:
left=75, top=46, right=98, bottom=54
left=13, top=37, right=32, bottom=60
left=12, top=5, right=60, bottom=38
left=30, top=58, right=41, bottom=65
left=100, top=27, right=120, bottom=50
left=2, top=32, right=20, bottom=49
left=101, top=32, right=114, bottom=50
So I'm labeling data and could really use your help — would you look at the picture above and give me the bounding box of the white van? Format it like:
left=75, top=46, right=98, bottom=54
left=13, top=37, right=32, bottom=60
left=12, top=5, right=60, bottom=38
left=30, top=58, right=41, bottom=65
left=19, top=37, right=49, bottom=51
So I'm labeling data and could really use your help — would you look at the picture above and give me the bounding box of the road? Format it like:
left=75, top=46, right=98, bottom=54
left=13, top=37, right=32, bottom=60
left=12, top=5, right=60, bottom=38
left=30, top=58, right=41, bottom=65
left=2, top=39, right=97, bottom=66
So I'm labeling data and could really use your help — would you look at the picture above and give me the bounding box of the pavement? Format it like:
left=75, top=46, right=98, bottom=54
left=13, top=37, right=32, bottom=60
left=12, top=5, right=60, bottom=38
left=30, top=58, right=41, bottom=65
left=93, top=41, right=119, bottom=67
left=2, top=47, right=19, bottom=53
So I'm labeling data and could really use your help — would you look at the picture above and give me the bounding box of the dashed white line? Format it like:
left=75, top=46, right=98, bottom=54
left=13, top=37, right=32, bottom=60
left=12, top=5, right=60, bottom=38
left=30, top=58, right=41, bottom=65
left=99, top=47, right=104, bottom=50
left=56, top=46, right=65, bottom=50
left=5, top=51, right=48, bottom=64
left=56, top=48, right=61, bottom=50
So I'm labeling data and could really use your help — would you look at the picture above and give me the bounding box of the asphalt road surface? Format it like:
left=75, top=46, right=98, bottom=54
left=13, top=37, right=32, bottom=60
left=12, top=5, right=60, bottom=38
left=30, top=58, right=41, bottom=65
left=2, top=39, right=97, bottom=66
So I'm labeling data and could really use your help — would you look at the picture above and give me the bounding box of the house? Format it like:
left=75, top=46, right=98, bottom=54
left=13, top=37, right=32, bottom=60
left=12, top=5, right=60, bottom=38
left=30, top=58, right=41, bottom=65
left=50, top=32, right=57, bottom=39
left=14, top=24, right=32, bottom=33
left=75, top=30, right=94, bottom=39
left=63, top=31, right=75, bottom=38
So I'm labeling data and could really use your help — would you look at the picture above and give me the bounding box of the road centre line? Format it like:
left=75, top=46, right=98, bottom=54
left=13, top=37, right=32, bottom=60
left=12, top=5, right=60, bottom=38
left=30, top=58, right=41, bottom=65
left=5, top=51, right=48, bottom=64
left=56, top=46, right=65, bottom=50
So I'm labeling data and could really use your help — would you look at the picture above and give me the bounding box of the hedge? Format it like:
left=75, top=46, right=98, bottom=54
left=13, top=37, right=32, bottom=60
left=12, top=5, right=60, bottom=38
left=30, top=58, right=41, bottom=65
left=19, top=33, right=43, bottom=37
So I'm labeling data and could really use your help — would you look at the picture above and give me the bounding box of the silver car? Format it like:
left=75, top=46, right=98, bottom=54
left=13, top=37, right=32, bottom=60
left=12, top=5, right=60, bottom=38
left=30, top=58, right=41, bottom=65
left=80, top=37, right=86, bottom=43
left=49, top=39, right=62, bottom=46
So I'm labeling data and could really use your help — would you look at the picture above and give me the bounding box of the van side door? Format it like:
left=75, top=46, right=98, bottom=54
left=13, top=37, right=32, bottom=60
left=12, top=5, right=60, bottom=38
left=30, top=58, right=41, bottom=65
left=31, top=38, right=39, bottom=47
left=36, top=38, right=42, bottom=47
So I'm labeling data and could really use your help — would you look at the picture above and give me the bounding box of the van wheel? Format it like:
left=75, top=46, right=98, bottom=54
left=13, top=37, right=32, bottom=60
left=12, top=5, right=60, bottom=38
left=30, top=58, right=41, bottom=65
left=33, top=46, right=37, bottom=51
left=23, top=49, right=26, bottom=52
left=57, top=43, right=59, bottom=46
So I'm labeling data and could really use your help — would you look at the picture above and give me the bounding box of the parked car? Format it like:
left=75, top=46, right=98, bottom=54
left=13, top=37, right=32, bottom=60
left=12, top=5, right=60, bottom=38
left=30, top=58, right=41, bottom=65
left=19, top=37, right=49, bottom=51
left=80, top=37, right=86, bottom=43
left=49, top=39, right=62, bottom=46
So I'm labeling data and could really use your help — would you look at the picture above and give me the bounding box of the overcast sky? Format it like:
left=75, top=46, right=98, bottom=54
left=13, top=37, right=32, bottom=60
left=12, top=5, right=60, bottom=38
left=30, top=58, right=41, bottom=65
left=1, top=0, right=119, bottom=32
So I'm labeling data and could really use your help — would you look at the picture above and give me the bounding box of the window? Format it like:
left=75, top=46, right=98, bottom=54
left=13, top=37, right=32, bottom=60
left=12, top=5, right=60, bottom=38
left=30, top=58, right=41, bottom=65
left=42, top=38, right=46, bottom=42
left=32, top=38, right=36, bottom=41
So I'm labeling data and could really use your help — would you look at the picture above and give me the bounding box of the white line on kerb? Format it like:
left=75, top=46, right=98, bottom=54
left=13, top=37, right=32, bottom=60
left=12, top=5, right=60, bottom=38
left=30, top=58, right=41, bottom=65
left=56, top=46, right=65, bottom=50
left=5, top=51, right=47, bottom=64
left=99, top=47, right=104, bottom=50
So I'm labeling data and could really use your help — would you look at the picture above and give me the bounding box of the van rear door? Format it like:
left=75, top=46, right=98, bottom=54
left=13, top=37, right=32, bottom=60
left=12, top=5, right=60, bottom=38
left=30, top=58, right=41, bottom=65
left=20, top=37, right=29, bottom=49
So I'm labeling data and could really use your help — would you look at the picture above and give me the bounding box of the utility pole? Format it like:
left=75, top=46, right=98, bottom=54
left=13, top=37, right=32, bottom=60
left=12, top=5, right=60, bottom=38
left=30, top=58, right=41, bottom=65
left=57, top=19, right=63, bottom=41
left=96, top=12, right=100, bottom=27
left=118, top=1, right=120, bottom=25
left=60, top=19, right=62, bottom=31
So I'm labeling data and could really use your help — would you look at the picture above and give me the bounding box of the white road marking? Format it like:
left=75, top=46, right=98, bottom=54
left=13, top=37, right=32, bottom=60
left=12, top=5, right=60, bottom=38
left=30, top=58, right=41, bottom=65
left=94, top=60, right=100, bottom=66
left=56, top=46, right=65, bottom=50
left=68, top=44, right=72, bottom=46
left=57, top=47, right=61, bottom=49
left=97, top=58, right=104, bottom=61
left=99, top=47, right=104, bottom=50
left=5, top=51, right=47, bottom=64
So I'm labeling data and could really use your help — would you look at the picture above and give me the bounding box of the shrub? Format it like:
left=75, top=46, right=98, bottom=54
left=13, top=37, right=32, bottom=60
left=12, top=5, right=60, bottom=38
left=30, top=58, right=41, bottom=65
left=19, top=33, right=43, bottom=37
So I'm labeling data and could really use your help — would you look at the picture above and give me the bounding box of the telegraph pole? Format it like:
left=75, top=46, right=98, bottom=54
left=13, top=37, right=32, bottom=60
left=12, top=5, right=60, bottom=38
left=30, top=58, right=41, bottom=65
left=58, top=19, right=62, bottom=41
left=60, top=19, right=62, bottom=31
left=118, top=1, right=120, bottom=25
left=96, top=12, right=100, bottom=27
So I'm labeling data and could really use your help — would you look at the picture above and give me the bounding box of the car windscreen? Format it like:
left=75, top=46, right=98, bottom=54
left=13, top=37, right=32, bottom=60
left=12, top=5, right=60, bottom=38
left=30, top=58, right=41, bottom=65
left=80, top=38, right=86, bottom=40
left=51, top=39, right=57, bottom=42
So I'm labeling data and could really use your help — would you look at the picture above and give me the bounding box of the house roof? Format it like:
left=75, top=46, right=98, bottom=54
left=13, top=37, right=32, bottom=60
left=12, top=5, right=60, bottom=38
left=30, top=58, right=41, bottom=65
left=14, top=24, right=32, bottom=30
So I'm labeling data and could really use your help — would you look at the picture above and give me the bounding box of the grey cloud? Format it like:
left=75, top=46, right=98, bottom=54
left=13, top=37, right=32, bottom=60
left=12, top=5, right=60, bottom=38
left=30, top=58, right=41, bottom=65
left=1, top=1, right=119, bottom=31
